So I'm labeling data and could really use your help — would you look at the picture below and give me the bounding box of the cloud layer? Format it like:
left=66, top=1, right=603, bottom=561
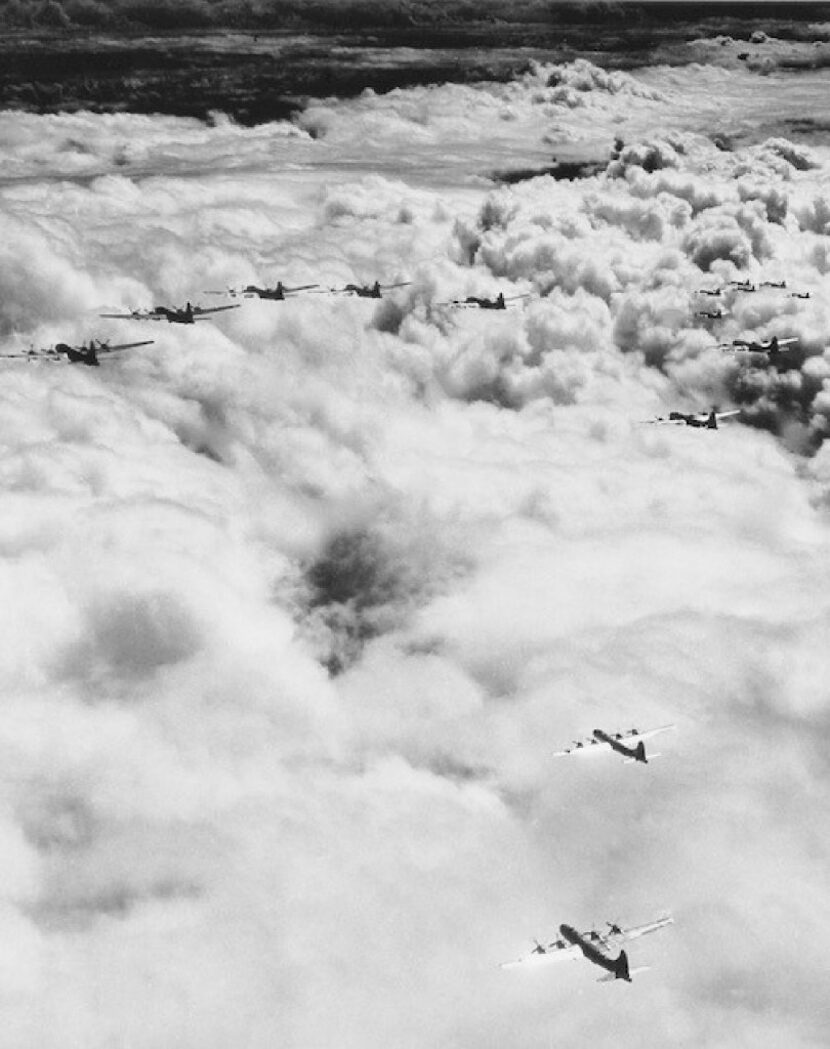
left=0, top=56, right=829, bottom=1048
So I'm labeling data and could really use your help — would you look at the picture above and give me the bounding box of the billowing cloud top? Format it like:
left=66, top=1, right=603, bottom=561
left=1, top=56, right=830, bottom=1049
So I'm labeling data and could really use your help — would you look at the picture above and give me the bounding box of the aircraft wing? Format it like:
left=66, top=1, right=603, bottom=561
left=380, top=281, right=412, bottom=291
left=99, top=310, right=156, bottom=320
left=193, top=304, right=241, bottom=316
left=555, top=724, right=675, bottom=757
left=554, top=738, right=611, bottom=757
left=714, top=410, right=741, bottom=421
left=285, top=283, right=320, bottom=294
left=95, top=340, right=155, bottom=355
left=605, top=915, right=673, bottom=946
left=623, top=724, right=676, bottom=745
left=775, top=337, right=798, bottom=348
left=0, top=350, right=61, bottom=362
left=500, top=941, right=581, bottom=969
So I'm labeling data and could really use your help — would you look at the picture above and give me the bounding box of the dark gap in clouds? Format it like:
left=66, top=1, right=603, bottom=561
left=729, top=363, right=828, bottom=454
left=307, top=530, right=401, bottom=611
left=490, top=158, right=607, bottom=185
left=302, top=525, right=471, bottom=675
left=4, top=1, right=830, bottom=34
left=304, top=529, right=414, bottom=675
left=3, top=4, right=830, bottom=123
left=0, top=35, right=540, bottom=124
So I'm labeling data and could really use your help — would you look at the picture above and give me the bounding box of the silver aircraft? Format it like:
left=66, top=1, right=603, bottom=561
left=554, top=725, right=676, bottom=764
left=722, top=336, right=797, bottom=358
left=501, top=915, right=673, bottom=983
left=206, top=282, right=320, bottom=301
left=329, top=281, right=412, bottom=299
left=645, top=409, right=740, bottom=429
left=438, top=292, right=531, bottom=310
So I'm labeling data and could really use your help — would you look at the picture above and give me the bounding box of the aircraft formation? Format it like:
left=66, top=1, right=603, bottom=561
left=698, top=277, right=810, bottom=298
left=0, top=267, right=807, bottom=460
left=498, top=276, right=811, bottom=986
left=0, top=254, right=818, bottom=993
left=0, top=282, right=416, bottom=365
left=0, top=278, right=544, bottom=369
left=499, top=723, right=676, bottom=984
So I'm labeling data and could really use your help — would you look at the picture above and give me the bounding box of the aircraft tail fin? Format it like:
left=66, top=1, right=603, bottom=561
left=623, top=741, right=653, bottom=765
left=707, top=410, right=717, bottom=429
left=596, top=950, right=637, bottom=983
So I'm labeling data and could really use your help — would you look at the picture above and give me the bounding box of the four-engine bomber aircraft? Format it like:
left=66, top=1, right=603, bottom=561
left=329, top=281, right=411, bottom=299
left=439, top=292, right=531, bottom=310
left=501, top=915, right=673, bottom=983
left=722, top=335, right=798, bottom=358
left=1, top=339, right=154, bottom=366
left=100, top=302, right=240, bottom=324
left=206, top=282, right=320, bottom=300
left=555, top=725, right=676, bottom=764
left=645, top=409, right=740, bottom=429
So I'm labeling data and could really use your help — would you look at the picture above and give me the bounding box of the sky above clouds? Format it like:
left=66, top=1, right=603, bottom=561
left=1, top=49, right=830, bottom=1049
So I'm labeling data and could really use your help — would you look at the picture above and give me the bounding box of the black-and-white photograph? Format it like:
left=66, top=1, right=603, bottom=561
left=1, top=1, right=829, bottom=1045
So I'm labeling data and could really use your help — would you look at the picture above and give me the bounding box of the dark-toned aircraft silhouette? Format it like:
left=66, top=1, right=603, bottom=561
left=500, top=915, right=673, bottom=983
left=697, top=288, right=722, bottom=297
left=696, top=308, right=724, bottom=319
left=100, top=302, right=240, bottom=324
left=728, top=279, right=756, bottom=293
left=328, top=281, right=411, bottom=299
left=760, top=279, right=786, bottom=289
left=439, top=292, right=531, bottom=310
left=790, top=291, right=811, bottom=299
left=206, top=282, right=320, bottom=301
left=555, top=725, right=675, bottom=764
left=722, top=336, right=797, bottom=359
left=0, top=339, right=154, bottom=366
left=645, top=409, right=740, bottom=429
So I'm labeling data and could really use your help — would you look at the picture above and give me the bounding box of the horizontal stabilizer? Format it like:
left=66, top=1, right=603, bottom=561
left=623, top=751, right=661, bottom=764
left=596, top=965, right=650, bottom=983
